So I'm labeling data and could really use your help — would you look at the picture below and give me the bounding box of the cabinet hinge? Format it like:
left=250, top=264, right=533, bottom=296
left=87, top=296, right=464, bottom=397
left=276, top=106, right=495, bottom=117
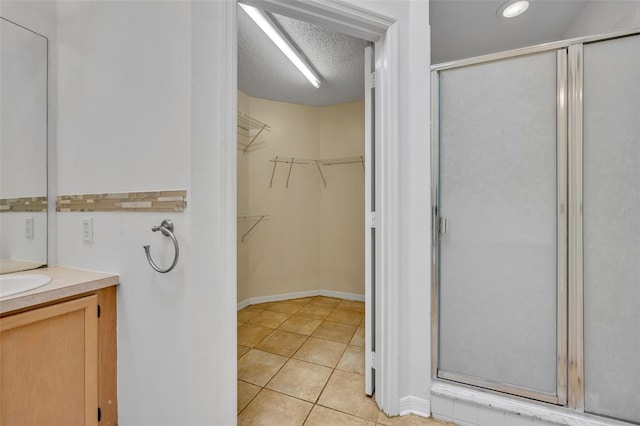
left=97, top=305, right=101, bottom=318
left=98, top=407, right=102, bottom=422
left=370, top=351, right=376, bottom=369
left=370, top=212, right=377, bottom=229
left=371, top=71, right=376, bottom=88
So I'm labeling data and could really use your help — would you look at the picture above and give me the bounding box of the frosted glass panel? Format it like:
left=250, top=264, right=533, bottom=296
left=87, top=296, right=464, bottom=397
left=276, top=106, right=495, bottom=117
left=438, top=52, right=558, bottom=395
left=583, top=35, right=640, bottom=424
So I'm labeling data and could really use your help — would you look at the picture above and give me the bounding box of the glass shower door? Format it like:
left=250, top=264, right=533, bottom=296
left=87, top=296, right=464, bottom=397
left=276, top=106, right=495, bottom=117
left=583, top=34, right=640, bottom=423
left=437, top=50, right=565, bottom=402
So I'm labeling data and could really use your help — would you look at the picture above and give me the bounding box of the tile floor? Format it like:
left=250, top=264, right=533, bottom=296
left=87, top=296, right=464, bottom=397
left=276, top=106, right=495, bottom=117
left=237, top=296, right=455, bottom=426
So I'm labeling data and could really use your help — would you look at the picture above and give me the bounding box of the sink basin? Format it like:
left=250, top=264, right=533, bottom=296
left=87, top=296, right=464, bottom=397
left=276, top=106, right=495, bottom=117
left=0, top=273, right=52, bottom=298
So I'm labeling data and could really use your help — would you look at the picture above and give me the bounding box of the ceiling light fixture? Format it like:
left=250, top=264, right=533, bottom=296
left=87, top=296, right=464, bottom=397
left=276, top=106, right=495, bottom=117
left=239, top=3, right=321, bottom=89
left=498, top=0, right=530, bottom=18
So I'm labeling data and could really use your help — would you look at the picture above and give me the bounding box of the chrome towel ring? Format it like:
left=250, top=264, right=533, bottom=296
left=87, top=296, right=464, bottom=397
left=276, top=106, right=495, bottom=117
left=144, top=219, right=180, bottom=273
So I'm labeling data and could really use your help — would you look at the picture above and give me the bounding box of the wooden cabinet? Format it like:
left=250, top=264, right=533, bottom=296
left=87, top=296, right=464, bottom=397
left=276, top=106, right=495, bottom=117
left=0, top=286, right=117, bottom=426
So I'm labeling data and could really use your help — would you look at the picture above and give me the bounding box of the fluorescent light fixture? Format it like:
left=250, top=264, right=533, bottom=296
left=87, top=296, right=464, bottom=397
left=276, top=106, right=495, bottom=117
left=240, top=3, right=321, bottom=89
left=499, top=0, right=530, bottom=18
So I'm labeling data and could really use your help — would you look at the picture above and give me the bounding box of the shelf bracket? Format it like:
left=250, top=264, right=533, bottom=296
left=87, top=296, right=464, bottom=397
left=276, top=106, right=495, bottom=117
left=286, top=158, right=295, bottom=189
left=314, top=160, right=327, bottom=188
left=243, top=123, right=268, bottom=154
left=241, top=215, right=267, bottom=242
left=269, top=156, right=279, bottom=188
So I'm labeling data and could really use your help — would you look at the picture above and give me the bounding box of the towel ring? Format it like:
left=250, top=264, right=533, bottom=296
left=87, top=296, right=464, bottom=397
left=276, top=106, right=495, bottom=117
left=144, top=219, right=179, bottom=273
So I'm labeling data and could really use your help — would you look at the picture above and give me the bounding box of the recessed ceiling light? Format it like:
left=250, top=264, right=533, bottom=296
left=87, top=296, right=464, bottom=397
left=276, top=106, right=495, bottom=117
left=499, top=0, right=530, bottom=18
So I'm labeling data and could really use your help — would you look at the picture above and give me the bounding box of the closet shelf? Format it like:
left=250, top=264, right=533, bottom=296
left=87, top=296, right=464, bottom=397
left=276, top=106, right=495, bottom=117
left=319, top=156, right=364, bottom=167
left=237, top=214, right=270, bottom=241
left=237, top=111, right=271, bottom=154
left=269, top=155, right=364, bottom=189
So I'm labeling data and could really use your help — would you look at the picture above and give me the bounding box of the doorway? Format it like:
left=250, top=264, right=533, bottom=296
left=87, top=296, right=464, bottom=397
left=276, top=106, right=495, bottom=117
left=218, top=0, right=403, bottom=419
left=235, top=5, right=375, bottom=422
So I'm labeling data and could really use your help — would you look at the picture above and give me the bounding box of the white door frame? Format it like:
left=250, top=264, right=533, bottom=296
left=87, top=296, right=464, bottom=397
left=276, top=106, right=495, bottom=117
left=231, top=0, right=402, bottom=415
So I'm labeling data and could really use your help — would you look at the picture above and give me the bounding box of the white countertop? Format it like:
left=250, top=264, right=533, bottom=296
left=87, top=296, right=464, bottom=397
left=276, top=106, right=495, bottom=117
left=0, top=266, right=119, bottom=315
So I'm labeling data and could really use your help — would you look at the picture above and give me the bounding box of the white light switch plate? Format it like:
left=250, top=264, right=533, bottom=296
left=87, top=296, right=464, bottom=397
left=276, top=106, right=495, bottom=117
left=25, top=217, right=34, bottom=239
left=82, top=218, right=93, bottom=243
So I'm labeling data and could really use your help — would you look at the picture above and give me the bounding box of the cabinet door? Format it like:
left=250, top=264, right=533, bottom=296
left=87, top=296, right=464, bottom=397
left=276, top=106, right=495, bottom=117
left=1, top=295, right=99, bottom=426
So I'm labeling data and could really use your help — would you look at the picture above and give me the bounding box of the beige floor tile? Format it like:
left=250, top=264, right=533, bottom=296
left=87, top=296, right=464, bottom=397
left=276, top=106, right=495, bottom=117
left=237, top=323, right=275, bottom=347
left=304, top=405, right=375, bottom=426
left=312, top=320, right=358, bottom=344
left=317, top=370, right=379, bottom=421
left=237, top=380, right=261, bottom=414
left=247, top=310, right=292, bottom=328
left=238, top=308, right=261, bottom=323
left=242, top=304, right=268, bottom=313
left=309, top=296, right=342, bottom=307
left=350, top=326, right=365, bottom=347
left=377, top=412, right=454, bottom=425
left=255, top=329, right=308, bottom=357
left=237, top=345, right=251, bottom=359
left=237, top=322, right=244, bottom=328
left=267, top=301, right=304, bottom=315
left=293, top=337, right=347, bottom=368
left=296, top=303, right=335, bottom=320
left=338, top=300, right=365, bottom=313
left=237, top=349, right=288, bottom=386
left=336, top=345, right=365, bottom=375
left=279, top=314, right=323, bottom=335
left=326, top=308, right=364, bottom=326
left=238, top=388, right=313, bottom=426
left=266, top=359, right=332, bottom=403
left=252, top=302, right=276, bottom=310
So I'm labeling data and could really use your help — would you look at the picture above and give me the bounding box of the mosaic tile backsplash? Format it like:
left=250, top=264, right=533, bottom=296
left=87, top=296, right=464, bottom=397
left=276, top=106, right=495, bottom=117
left=56, top=190, right=187, bottom=212
left=0, top=197, right=48, bottom=212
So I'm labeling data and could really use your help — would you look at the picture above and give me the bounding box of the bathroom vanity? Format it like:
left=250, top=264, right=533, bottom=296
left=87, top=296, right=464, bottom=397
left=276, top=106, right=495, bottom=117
left=0, top=267, right=119, bottom=426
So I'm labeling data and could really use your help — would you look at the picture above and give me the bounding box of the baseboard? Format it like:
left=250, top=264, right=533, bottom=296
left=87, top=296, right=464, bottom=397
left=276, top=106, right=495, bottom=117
left=319, top=289, right=365, bottom=302
left=237, top=289, right=364, bottom=310
left=399, top=396, right=431, bottom=418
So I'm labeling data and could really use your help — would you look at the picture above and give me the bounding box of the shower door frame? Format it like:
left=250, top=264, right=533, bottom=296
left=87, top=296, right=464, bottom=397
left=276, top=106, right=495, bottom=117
left=430, top=27, right=640, bottom=411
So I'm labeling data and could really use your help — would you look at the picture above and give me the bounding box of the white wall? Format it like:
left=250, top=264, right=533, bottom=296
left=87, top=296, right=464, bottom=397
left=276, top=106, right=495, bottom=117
left=318, top=101, right=365, bottom=296
left=0, top=0, right=57, bottom=266
left=0, top=17, right=47, bottom=199
left=7, top=0, right=430, bottom=422
left=237, top=90, right=251, bottom=302
left=565, top=0, right=640, bottom=38
left=348, top=0, right=433, bottom=411
left=240, top=96, right=322, bottom=301
left=56, top=1, right=236, bottom=424
left=237, top=94, right=365, bottom=303
left=0, top=212, right=47, bottom=263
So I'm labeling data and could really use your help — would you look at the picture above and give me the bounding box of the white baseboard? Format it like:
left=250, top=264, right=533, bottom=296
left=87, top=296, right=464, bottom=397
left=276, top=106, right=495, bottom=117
left=399, top=396, right=431, bottom=418
left=237, top=289, right=364, bottom=310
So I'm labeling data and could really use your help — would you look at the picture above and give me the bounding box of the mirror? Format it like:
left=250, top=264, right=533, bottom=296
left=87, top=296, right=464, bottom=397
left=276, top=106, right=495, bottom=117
left=0, top=17, right=48, bottom=274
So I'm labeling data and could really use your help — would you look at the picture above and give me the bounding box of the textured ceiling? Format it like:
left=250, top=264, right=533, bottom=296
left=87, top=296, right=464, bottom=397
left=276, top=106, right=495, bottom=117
left=238, top=6, right=369, bottom=107
left=239, top=1, right=595, bottom=106
left=430, top=0, right=590, bottom=64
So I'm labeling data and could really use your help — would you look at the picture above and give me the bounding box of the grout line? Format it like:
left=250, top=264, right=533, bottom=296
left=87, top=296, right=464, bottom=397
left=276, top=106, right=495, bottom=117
left=238, top=298, right=367, bottom=424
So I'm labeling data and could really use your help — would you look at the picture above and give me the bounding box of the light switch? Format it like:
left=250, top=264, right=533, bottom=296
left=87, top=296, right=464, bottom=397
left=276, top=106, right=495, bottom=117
left=25, top=217, right=34, bottom=239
